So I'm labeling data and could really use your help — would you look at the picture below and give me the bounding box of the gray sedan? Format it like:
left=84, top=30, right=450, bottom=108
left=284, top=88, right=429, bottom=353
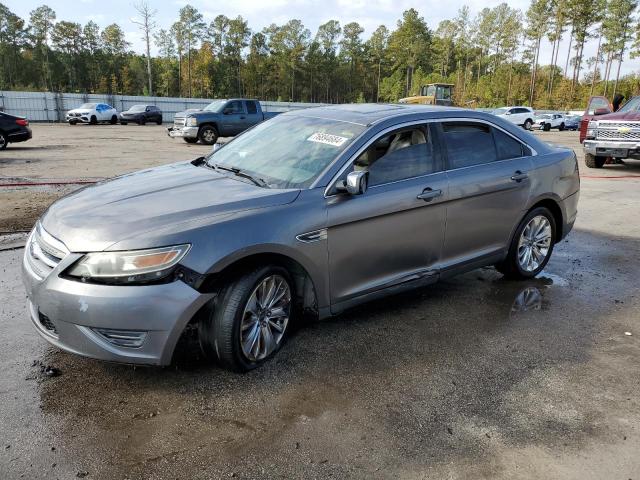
left=22, top=104, right=580, bottom=371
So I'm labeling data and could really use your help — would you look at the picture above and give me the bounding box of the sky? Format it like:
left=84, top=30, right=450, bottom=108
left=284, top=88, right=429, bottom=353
left=8, top=0, right=640, bottom=78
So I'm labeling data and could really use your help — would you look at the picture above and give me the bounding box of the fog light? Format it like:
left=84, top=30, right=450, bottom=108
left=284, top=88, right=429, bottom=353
left=94, top=328, right=147, bottom=348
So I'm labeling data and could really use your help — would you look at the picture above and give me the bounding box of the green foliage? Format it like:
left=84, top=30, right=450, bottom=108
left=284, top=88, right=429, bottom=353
left=1, top=1, right=640, bottom=109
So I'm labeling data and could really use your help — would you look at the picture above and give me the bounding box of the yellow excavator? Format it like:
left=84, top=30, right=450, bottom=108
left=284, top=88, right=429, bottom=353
left=398, top=83, right=455, bottom=106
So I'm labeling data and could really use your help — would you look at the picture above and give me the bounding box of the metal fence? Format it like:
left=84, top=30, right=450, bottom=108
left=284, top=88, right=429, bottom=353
left=0, top=91, right=327, bottom=122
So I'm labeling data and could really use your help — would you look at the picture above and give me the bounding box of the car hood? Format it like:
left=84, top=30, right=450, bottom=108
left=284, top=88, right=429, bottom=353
left=69, top=109, right=92, bottom=114
left=594, top=111, right=640, bottom=121
left=41, top=161, right=300, bottom=252
left=175, top=109, right=205, bottom=117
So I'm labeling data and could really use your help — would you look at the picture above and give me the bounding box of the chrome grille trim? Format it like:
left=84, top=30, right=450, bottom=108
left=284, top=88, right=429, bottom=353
left=25, top=223, right=69, bottom=280
left=173, top=117, right=186, bottom=127
left=595, top=121, right=640, bottom=141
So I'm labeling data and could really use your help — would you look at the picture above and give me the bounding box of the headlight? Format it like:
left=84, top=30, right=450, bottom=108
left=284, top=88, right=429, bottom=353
left=66, top=244, right=190, bottom=284
left=186, top=117, right=198, bottom=127
left=586, top=121, right=597, bottom=139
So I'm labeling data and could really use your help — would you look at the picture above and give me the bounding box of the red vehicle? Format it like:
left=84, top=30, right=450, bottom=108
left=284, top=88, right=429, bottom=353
left=580, top=95, right=640, bottom=168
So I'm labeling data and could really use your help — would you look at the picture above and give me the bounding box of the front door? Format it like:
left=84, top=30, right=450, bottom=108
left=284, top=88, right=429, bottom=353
left=326, top=124, right=448, bottom=311
left=436, top=121, right=533, bottom=268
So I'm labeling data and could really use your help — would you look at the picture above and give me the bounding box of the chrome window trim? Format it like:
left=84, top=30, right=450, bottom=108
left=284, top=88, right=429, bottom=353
left=323, top=117, right=538, bottom=198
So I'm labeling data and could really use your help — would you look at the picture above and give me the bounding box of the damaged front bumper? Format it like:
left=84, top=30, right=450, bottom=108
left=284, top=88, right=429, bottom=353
left=167, top=126, right=198, bottom=139
left=21, top=233, right=211, bottom=366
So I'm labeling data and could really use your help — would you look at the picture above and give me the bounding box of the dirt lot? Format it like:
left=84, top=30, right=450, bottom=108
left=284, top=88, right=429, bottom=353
left=1, top=123, right=640, bottom=479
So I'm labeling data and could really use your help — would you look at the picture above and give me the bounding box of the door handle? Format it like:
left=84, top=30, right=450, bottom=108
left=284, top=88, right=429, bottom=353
left=511, top=171, right=529, bottom=182
left=417, top=188, right=442, bottom=201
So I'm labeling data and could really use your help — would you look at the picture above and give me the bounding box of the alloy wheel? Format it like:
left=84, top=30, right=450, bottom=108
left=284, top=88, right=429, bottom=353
left=240, top=275, right=291, bottom=362
left=517, top=215, right=552, bottom=272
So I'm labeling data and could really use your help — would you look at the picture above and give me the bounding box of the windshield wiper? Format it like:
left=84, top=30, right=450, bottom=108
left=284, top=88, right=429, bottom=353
left=211, top=163, right=269, bottom=188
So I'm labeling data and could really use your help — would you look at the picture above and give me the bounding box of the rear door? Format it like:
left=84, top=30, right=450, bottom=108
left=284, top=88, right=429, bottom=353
left=244, top=101, right=263, bottom=129
left=437, top=120, right=533, bottom=269
left=221, top=100, right=246, bottom=135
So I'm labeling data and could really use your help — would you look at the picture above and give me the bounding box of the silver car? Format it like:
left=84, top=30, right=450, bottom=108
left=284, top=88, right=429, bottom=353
left=22, top=105, right=580, bottom=371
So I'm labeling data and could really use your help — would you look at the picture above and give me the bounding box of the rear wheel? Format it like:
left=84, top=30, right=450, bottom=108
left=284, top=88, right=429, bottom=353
left=183, top=137, right=198, bottom=144
left=110, top=115, right=117, bottom=125
left=496, top=207, right=556, bottom=279
left=198, top=125, right=218, bottom=145
left=198, top=266, right=293, bottom=372
left=0, top=132, right=7, bottom=150
left=585, top=153, right=606, bottom=168
left=120, top=121, right=128, bottom=125
left=524, top=119, right=533, bottom=130
left=156, top=118, right=162, bottom=125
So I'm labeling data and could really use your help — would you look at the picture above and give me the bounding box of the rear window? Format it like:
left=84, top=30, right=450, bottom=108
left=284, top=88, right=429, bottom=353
left=442, top=122, right=497, bottom=169
left=494, top=128, right=527, bottom=160
left=246, top=101, right=258, bottom=114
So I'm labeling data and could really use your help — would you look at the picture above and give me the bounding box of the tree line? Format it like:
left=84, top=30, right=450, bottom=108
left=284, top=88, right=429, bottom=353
left=1, top=0, right=640, bottom=109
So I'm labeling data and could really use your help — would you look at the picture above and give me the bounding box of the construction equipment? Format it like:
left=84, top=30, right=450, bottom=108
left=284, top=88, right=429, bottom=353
left=398, top=83, right=454, bottom=106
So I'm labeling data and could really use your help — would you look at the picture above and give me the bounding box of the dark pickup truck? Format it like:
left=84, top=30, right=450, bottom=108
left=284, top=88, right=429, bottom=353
left=167, top=99, right=280, bottom=145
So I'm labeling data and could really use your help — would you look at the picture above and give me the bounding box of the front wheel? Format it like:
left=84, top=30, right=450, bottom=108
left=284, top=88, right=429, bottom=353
left=198, top=266, right=293, bottom=372
left=523, top=119, right=533, bottom=130
left=69, top=119, right=78, bottom=126
left=496, top=207, right=556, bottom=279
left=543, top=123, right=551, bottom=132
left=120, top=121, right=128, bottom=125
left=89, top=115, right=97, bottom=125
left=198, top=125, right=218, bottom=145
left=585, top=153, right=606, bottom=168
left=558, top=123, right=565, bottom=131
left=183, top=137, right=198, bottom=144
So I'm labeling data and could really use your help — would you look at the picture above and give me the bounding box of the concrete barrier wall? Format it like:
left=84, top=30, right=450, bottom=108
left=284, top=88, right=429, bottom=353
left=0, top=91, right=327, bottom=122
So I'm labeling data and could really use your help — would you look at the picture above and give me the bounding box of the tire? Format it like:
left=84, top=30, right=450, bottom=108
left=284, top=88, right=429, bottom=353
left=140, top=118, right=146, bottom=126
left=198, top=125, right=219, bottom=145
left=156, top=119, right=163, bottom=125
left=110, top=115, right=117, bottom=125
left=585, top=153, right=606, bottom=168
left=183, top=137, right=198, bottom=144
left=496, top=207, right=556, bottom=280
left=523, top=119, right=533, bottom=130
left=69, top=119, right=78, bottom=126
left=0, top=132, right=7, bottom=150
left=543, top=123, right=551, bottom=131
left=89, top=115, right=97, bottom=125
left=198, top=265, right=294, bottom=372
left=559, top=123, right=565, bottom=131
left=120, top=121, right=128, bottom=125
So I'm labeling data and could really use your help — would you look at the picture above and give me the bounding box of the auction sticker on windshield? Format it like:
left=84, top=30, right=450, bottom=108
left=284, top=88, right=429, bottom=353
left=307, top=132, right=349, bottom=147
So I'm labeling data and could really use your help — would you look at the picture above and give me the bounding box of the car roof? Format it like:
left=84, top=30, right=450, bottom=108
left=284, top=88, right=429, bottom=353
left=285, top=103, right=466, bottom=126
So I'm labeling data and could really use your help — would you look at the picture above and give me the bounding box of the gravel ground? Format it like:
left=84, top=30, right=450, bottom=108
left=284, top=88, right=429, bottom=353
left=0, top=123, right=639, bottom=479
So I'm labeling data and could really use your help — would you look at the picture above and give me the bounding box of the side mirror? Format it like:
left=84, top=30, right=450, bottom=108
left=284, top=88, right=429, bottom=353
left=344, top=171, right=368, bottom=195
left=594, top=108, right=610, bottom=116
left=505, top=111, right=511, bottom=115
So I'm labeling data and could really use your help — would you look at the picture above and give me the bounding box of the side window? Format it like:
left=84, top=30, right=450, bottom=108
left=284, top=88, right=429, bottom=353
left=227, top=101, right=243, bottom=114
left=246, top=101, right=258, bottom=114
left=442, top=122, right=497, bottom=169
left=493, top=128, right=529, bottom=160
left=352, top=126, right=436, bottom=186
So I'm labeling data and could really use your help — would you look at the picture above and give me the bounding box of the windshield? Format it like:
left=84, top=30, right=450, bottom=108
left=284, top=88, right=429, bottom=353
left=79, top=103, right=96, bottom=109
left=129, top=105, right=146, bottom=112
left=536, top=114, right=551, bottom=119
left=203, top=100, right=227, bottom=112
left=492, top=108, right=509, bottom=115
left=206, top=114, right=366, bottom=189
left=617, top=96, right=640, bottom=113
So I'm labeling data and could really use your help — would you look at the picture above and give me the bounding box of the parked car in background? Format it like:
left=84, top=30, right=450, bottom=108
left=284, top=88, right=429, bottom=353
left=0, top=111, right=32, bottom=149
left=167, top=99, right=281, bottom=145
left=66, top=103, right=118, bottom=125
left=534, top=113, right=566, bottom=131
left=23, top=104, right=579, bottom=371
left=492, top=106, right=535, bottom=130
left=120, top=105, right=163, bottom=125
left=564, top=115, right=580, bottom=131
left=582, top=95, right=640, bottom=168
